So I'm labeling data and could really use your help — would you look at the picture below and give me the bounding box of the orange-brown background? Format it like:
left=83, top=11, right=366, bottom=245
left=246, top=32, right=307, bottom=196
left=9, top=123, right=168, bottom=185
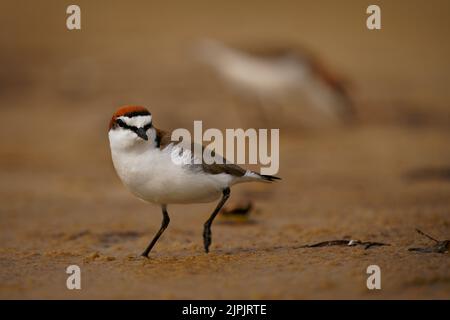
left=0, top=0, right=449, bottom=299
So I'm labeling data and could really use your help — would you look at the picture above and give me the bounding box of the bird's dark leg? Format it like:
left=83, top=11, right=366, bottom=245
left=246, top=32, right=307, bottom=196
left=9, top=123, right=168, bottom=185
left=141, top=205, right=170, bottom=258
left=203, top=188, right=230, bottom=253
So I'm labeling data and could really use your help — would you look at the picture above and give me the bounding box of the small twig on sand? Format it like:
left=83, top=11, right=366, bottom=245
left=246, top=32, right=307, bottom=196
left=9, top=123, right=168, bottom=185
left=220, top=201, right=253, bottom=217
left=403, top=167, right=450, bottom=182
left=408, top=229, right=449, bottom=254
left=218, top=201, right=254, bottom=224
left=362, top=241, right=390, bottom=249
left=296, top=239, right=390, bottom=250
left=414, top=228, right=439, bottom=243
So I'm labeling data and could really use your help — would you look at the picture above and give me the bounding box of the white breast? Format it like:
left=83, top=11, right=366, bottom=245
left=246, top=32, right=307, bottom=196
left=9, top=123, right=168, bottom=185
left=109, top=130, right=232, bottom=205
left=219, top=53, right=306, bottom=93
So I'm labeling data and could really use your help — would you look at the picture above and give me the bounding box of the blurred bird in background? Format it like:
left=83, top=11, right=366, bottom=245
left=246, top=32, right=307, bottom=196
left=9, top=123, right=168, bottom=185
left=196, top=39, right=355, bottom=129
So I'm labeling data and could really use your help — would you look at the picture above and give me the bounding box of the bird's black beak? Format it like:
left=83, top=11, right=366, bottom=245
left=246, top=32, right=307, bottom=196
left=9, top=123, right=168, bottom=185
left=136, top=128, right=148, bottom=141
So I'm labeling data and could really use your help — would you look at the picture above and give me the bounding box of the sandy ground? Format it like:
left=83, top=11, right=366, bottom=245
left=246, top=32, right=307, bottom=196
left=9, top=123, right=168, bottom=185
left=0, top=0, right=449, bottom=299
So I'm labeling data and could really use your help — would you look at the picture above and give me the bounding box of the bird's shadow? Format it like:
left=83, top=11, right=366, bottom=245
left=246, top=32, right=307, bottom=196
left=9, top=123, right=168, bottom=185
left=97, top=231, right=143, bottom=246
left=54, top=229, right=144, bottom=247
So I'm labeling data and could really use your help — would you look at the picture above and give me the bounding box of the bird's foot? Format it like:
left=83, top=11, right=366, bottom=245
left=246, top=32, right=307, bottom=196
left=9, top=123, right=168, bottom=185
left=203, top=227, right=211, bottom=253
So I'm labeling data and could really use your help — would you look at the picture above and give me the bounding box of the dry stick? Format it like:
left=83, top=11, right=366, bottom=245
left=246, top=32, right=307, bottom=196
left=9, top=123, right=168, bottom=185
left=415, top=228, right=439, bottom=243
left=297, top=239, right=389, bottom=250
left=409, top=228, right=450, bottom=254
left=221, top=202, right=253, bottom=216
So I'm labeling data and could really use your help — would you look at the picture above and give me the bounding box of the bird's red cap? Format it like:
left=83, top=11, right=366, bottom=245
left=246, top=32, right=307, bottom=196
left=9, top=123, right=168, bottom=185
left=109, top=105, right=150, bottom=130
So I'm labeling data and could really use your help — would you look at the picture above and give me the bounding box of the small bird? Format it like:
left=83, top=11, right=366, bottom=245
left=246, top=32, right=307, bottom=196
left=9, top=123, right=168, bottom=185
left=196, top=39, right=354, bottom=128
left=108, top=105, right=280, bottom=257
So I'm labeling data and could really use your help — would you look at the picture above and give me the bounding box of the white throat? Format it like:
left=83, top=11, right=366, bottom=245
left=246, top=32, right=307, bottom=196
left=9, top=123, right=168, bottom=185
left=108, top=127, right=156, bottom=152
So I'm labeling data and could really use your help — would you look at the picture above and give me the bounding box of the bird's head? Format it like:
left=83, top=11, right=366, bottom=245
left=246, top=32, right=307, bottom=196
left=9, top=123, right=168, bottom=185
left=109, top=106, right=154, bottom=149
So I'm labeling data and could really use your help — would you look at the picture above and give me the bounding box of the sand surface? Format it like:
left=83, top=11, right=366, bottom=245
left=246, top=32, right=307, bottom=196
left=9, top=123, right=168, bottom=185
left=0, top=0, right=449, bottom=299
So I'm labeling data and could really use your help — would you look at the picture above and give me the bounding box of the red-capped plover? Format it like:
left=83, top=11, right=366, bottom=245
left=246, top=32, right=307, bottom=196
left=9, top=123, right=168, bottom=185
left=108, top=105, right=280, bottom=257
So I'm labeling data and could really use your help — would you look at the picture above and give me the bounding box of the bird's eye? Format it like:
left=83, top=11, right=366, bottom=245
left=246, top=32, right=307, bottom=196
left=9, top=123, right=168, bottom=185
left=116, top=119, right=127, bottom=128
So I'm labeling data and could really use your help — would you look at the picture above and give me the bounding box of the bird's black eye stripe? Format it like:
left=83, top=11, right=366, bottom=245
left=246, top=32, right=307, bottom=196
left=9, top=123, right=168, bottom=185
left=116, top=118, right=152, bottom=133
left=116, top=118, right=134, bottom=130
left=143, top=123, right=152, bottom=131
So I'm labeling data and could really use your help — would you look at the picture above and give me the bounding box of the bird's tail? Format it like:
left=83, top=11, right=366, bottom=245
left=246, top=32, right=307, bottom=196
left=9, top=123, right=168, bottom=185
left=242, top=170, right=281, bottom=183
left=258, top=174, right=282, bottom=182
